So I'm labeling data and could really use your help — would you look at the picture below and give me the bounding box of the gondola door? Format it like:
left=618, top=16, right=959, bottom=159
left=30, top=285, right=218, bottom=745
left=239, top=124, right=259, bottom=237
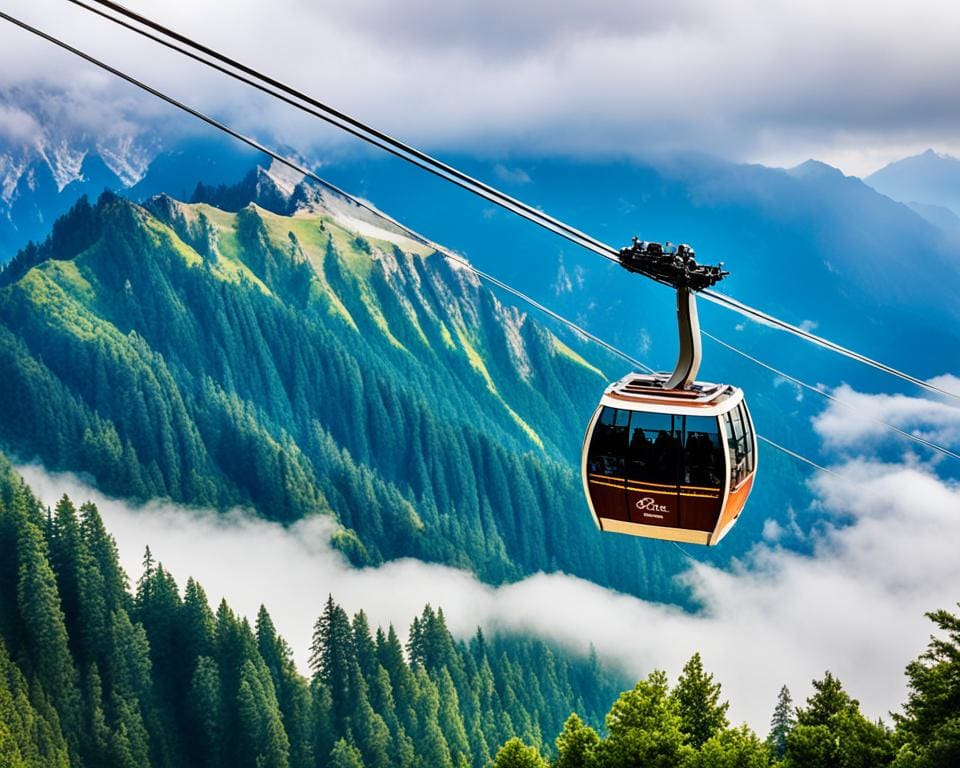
left=625, top=412, right=680, bottom=527
left=585, top=407, right=629, bottom=524
left=678, top=415, right=724, bottom=532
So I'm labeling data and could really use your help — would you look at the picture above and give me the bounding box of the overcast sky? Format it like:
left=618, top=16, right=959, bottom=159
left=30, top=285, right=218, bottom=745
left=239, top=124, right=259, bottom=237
left=2, top=0, right=960, bottom=175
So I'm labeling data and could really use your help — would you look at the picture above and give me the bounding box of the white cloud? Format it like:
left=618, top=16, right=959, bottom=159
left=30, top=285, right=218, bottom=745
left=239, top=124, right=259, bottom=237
left=492, top=164, right=532, bottom=185
left=17, top=447, right=960, bottom=737
left=0, top=103, right=39, bottom=143
left=4, top=0, right=960, bottom=173
left=813, top=380, right=960, bottom=453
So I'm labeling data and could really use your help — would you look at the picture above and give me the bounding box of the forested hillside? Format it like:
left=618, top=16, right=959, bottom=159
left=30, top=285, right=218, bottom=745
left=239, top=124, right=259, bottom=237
left=0, top=456, right=626, bottom=768
left=0, top=175, right=681, bottom=598
left=2, top=457, right=957, bottom=767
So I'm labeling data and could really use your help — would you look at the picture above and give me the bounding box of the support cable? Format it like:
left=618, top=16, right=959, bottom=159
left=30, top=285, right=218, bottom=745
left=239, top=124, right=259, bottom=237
left=704, top=331, right=960, bottom=463
left=0, top=8, right=907, bottom=480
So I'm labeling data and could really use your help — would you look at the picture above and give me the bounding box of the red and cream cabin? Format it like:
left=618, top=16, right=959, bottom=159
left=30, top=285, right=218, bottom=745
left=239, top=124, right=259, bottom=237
left=581, top=373, right=757, bottom=546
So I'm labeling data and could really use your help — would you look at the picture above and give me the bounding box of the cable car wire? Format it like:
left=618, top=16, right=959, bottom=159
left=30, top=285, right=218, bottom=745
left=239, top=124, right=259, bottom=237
left=700, top=291, right=960, bottom=402
left=703, top=331, right=960, bottom=463
left=0, top=8, right=644, bottom=384
left=65, top=0, right=618, bottom=264
left=62, top=0, right=960, bottom=404
left=0, top=9, right=891, bottom=483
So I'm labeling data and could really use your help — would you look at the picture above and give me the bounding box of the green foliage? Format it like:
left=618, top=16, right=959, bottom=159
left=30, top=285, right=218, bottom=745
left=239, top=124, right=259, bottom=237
left=672, top=652, right=729, bottom=749
left=602, top=670, right=693, bottom=768
left=0, top=191, right=682, bottom=600
left=689, top=725, right=771, bottom=768
left=784, top=672, right=895, bottom=768
left=554, top=713, right=600, bottom=768
left=491, top=737, right=547, bottom=768
left=1, top=461, right=958, bottom=768
left=765, top=685, right=794, bottom=759
left=330, top=737, right=366, bottom=768
left=0, top=466, right=626, bottom=768
left=893, top=605, right=960, bottom=768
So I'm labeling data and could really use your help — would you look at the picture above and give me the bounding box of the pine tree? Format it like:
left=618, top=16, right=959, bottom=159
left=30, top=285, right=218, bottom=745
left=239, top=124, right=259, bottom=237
left=895, top=605, right=960, bottom=767
left=12, top=488, right=82, bottom=760
left=491, top=737, right=547, bottom=768
left=671, top=652, right=729, bottom=749
left=554, top=713, right=600, bottom=768
left=329, top=738, right=365, bottom=768
left=309, top=595, right=354, bottom=730
left=786, top=672, right=894, bottom=768
left=690, top=724, right=771, bottom=768
left=602, top=670, right=692, bottom=768
left=187, top=655, right=222, bottom=767
left=767, top=685, right=794, bottom=759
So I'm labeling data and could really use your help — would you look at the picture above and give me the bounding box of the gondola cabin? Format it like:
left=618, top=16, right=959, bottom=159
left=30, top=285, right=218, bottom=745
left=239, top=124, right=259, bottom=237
left=581, top=373, right=757, bottom=545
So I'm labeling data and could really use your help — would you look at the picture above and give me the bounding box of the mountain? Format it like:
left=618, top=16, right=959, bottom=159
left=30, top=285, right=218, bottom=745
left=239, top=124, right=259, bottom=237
left=905, top=200, right=960, bottom=234
left=0, top=171, right=689, bottom=598
left=0, top=151, right=124, bottom=262
left=0, top=135, right=268, bottom=265
left=865, top=148, right=960, bottom=216
left=128, top=137, right=270, bottom=203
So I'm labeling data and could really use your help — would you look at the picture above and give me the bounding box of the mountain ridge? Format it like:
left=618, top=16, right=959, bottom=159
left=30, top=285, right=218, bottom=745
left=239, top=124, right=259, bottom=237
left=0, top=182, right=680, bottom=598
left=865, top=148, right=960, bottom=216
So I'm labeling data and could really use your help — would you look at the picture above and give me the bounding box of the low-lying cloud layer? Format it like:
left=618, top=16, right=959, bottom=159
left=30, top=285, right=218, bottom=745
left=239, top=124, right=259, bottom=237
left=3, top=0, right=960, bottom=173
left=18, top=377, right=960, bottom=734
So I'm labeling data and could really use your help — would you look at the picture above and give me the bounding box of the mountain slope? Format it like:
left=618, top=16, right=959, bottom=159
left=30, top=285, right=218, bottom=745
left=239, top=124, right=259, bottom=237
left=0, top=181, right=680, bottom=597
left=0, top=454, right=627, bottom=768
left=866, top=148, right=960, bottom=215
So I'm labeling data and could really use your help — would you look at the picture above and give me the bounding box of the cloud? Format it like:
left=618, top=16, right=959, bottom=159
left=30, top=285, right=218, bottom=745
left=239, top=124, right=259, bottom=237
left=813, top=379, right=960, bottom=453
left=492, top=164, right=532, bottom=185
left=0, top=104, right=39, bottom=144
left=3, top=0, right=960, bottom=173
left=16, top=440, right=960, bottom=737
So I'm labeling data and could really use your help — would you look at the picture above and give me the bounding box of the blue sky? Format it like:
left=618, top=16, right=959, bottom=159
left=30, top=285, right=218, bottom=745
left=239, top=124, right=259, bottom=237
left=2, top=0, right=960, bottom=175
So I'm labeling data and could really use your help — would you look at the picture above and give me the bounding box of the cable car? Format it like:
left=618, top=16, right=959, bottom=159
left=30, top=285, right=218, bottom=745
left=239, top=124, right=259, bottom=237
left=581, top=239, right=757, bottom=545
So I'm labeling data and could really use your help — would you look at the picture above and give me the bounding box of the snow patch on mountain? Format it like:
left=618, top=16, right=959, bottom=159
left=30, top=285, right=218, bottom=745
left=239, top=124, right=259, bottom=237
left=265, top=158, right=306, bottom=197
left=0, top=153, right=27, bottom=205
left=496, top=303, right=533, bottom=381
left=35, top=139, right=86, bottom=190
left=96, top=134, right=153, bottom=187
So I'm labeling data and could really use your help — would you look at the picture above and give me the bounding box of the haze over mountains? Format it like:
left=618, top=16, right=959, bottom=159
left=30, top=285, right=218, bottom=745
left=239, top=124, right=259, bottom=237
left=865, top=148, right=960, bottom=218
left=5, top=128, right=960, bottom=561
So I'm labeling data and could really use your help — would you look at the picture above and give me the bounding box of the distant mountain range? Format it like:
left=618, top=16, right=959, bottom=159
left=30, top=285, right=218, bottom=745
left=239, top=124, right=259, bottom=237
left=0, top=136, right=266, bottom=261
left=866, top=148, right=960, bottom=219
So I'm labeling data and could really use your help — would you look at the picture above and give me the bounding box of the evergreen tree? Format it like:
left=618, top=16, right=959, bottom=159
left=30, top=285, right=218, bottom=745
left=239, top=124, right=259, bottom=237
left=672, top=652, right=729, bottom=749
left=766, top=685, right=794, bottom=760
left=491, top=737, right=547, bottom=768
left=601, top=670, right=692, bottom=768
left=12, top=488, right=82, bottom=760
left=329, top=737, right=365, bottom=768
left=186, top=655, right=222, bottom=767
left=893, top=605, right=960, bottom=768
left=554, top=713, right=600, bottom=768
left=690, top=724, right=771, bottom=768
left=309, top=596, right=354, bottom=729
left=785, top=672, right=894, bottom=768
